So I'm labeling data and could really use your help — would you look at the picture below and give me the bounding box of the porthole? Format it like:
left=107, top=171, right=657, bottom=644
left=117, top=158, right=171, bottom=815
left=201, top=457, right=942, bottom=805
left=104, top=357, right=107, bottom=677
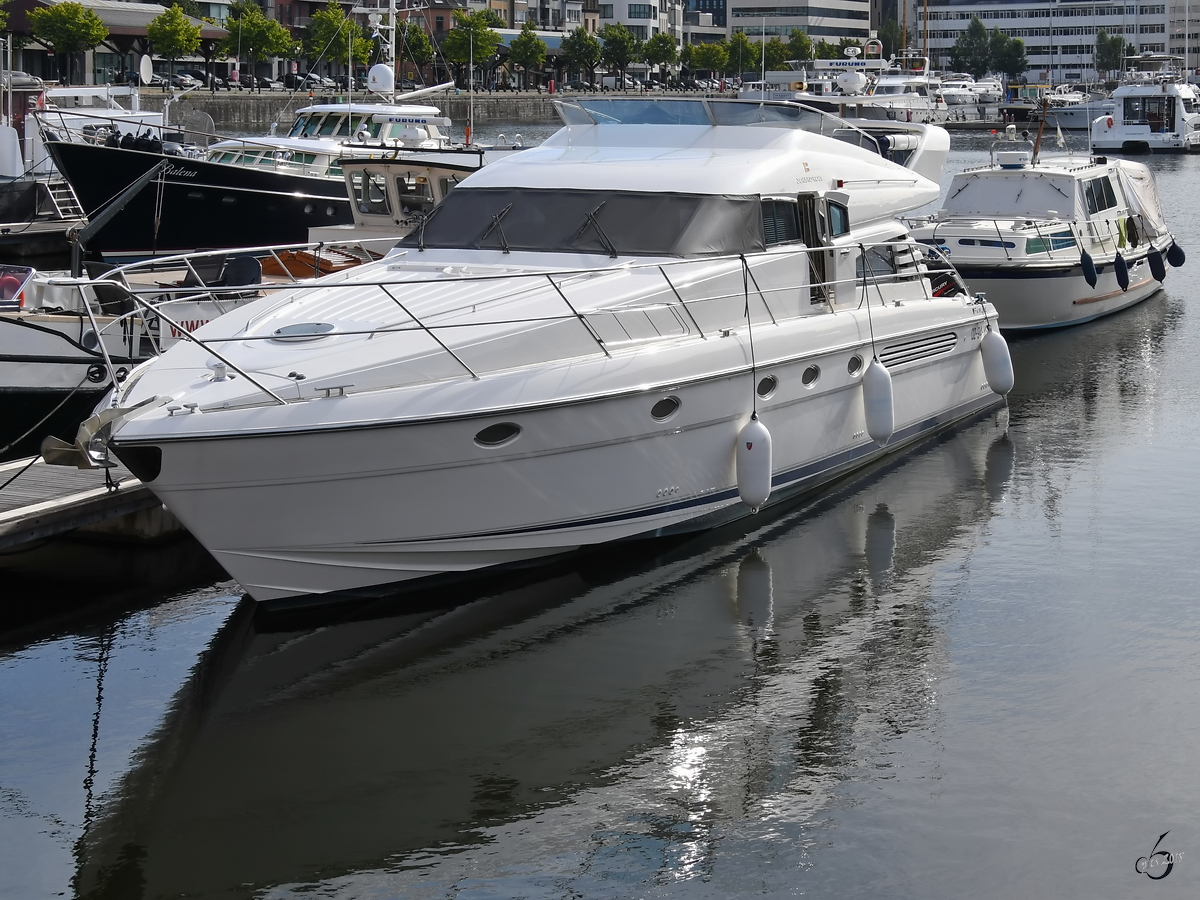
left=802, top=364, right=821, bottom=387
left=756, top=375, right=778, bottom=398
left=474, top=422, right=521, bottom=448
left=847, top=355, right=863, bottom=376
left=272, top=322, right=335, bottom=343
left=651, top=396, right=680, bottom=420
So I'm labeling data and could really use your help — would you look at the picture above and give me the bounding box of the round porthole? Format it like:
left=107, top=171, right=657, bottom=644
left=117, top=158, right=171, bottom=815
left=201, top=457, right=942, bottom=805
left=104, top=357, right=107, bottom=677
left=756, top=375, right=778, bottom=398
left=802, top=364, right=821, bottom=387
left=651, top=396, right=680, bottom=420
left=272, top=322, right=335, bottom=343
left=474, top=422, right=521, bottom=448
left=847, top=355, right=863, bottom=376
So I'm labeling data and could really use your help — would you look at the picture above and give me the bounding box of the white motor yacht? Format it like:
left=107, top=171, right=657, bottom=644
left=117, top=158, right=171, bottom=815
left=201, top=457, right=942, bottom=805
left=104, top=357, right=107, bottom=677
left=938, top=75, right=978, bottom=105
left=1090, top=55, right=1200, bottom=152
left=907, top=136, right=1184, bottom=329
left=47, top=97, right=1012, bottom=603
left=972, top=78, right=1004, bottom=104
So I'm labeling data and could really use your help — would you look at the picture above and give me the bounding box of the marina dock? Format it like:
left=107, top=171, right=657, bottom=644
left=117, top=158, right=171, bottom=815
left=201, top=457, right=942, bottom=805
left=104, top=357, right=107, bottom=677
left=0, top=456, right=177, bottom=548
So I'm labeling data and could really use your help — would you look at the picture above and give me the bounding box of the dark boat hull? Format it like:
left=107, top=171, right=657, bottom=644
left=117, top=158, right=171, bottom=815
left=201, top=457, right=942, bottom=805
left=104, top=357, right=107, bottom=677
left=46, top=142, right=354, bottom=257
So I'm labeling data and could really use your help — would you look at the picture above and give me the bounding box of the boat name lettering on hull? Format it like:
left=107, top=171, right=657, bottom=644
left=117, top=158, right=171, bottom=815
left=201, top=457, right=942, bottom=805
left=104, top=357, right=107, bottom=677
left=163, top=165, right=199, bottom=179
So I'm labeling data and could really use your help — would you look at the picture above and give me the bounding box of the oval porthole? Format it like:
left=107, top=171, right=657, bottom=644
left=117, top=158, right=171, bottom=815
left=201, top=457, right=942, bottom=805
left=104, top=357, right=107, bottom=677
left=272, top=322, right=335, bottom=343
left=474, top=422, right=521, bottom=448
left=802, top=364, right=821, bottom=387
left=756, top=375, right=778, bottom=398
left=651, top=396, right=680, bottom=420
left=847, top=355, right=863, bottom=376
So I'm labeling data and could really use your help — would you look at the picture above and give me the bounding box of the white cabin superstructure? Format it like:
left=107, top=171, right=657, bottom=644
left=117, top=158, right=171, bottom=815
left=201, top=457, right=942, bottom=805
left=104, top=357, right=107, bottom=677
left=1089, top=55, right=1200, bottom=152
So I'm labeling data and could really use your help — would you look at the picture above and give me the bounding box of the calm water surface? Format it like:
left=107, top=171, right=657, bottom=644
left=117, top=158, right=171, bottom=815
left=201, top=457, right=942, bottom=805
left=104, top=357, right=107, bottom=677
left=3, top=129, right=1200, bottom=899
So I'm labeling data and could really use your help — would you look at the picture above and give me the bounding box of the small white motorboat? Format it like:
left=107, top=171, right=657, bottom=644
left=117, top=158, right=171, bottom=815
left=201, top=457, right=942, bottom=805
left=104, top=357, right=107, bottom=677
left=907, top=134, right=1184, bottom=329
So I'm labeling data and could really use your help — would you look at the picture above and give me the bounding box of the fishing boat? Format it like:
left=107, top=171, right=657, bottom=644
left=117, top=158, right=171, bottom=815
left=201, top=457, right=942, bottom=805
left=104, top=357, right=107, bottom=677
left=1089, top=55, right=1200, bottom=152
left=45, top=96, right=1013, bottom=603
left=906, top=133, right=1184, bottom=329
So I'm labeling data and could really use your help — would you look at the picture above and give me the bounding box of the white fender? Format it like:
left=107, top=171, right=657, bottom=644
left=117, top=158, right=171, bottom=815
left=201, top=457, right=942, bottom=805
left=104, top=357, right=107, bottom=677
left=736, top=415, right=772, bottom=511
left=980, top=329, right=1015, bottom=395
left=862, top=359, right=894, bottom=445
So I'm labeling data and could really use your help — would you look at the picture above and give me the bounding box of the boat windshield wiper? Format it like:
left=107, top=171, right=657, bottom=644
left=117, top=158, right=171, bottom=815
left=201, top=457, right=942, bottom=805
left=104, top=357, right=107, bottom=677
left=417, top=204, right=442, bottom=252
left=576, top=202, right=618, bottom=258
left=480, top=202, right=513, bottom=253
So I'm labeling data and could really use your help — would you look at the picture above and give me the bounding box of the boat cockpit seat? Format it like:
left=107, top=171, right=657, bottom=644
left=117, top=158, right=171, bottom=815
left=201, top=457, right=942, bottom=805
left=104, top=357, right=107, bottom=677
left=85, top=260, right=134, bottom=315
left=221, top=255, right=261, bottom=287
left=216, top=255, right=263, bottom=300
left=181, top=253, right=227, bottom=288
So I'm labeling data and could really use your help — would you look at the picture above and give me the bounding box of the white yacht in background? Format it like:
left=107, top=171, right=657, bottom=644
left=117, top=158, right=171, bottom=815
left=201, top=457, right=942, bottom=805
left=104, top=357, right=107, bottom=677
left=972, top=78, right=1004, bottom=104
left=47, top=97, right=1011, bottom=603
left=938, top=75, right=978, bottom=105
left=1090, top=55, right=1200, bottom=151
left=907, top=136, right=1184, bottom=328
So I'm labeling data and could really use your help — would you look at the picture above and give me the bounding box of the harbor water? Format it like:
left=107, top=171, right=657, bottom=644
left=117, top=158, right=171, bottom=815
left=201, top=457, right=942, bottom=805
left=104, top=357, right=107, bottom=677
left=4, top=129, right=1200, bottom=898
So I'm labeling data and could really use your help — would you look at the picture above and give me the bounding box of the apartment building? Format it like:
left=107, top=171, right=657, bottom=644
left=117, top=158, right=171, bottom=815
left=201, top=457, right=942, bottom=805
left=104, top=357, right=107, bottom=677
left=912, top=0, right=1185, bottom=81
left=724, top=0, right=870, bottom=41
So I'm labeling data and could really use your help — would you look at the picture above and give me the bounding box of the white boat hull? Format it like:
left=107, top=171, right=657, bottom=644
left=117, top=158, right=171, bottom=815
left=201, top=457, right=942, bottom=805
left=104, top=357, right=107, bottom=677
left=118, top=314, right=1001, bottom=601
left=955, top=254, right=1164, bottom=329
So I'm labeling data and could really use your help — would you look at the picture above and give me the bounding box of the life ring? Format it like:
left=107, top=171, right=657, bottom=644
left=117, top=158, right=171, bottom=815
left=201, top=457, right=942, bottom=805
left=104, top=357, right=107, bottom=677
left=1106, top=116, right=1114, bottom=129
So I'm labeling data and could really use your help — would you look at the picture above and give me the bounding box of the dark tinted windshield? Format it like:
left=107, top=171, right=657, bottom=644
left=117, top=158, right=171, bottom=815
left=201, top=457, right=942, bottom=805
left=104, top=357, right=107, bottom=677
left=399, top=188, right=765, bottom=257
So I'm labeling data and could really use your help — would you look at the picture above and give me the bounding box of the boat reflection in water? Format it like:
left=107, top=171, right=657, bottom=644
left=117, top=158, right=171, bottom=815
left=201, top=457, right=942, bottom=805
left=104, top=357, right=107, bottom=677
left=71, top=402, right=1014, bottom=897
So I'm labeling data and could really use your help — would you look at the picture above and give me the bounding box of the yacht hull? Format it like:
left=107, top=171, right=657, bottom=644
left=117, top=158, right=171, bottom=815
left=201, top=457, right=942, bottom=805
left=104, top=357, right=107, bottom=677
left=955, top=251, right=1165, bottom=329
left=114, top=326, right=1001, bottom=602
left=44, top=142, right=353, bottom=257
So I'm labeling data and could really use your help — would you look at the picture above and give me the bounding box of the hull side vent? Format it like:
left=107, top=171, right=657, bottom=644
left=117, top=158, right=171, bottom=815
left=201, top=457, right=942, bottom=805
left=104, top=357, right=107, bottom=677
left=879, top=332, right=959, bottom=368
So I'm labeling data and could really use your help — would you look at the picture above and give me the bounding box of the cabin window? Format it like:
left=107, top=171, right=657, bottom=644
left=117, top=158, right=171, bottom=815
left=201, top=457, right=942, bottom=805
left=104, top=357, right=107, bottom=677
left=302, top=116, right=325, bottom=137
left=856, top=244, right=896, bottom=279
left=1083, top=176, right=1118, bottom=214
left=1025, top=230, right=1075, bottom=253
left=288, top=116, right=308, bottom=137
left=828, top=202, right=850, bottom=238
left=761, top=199, right=801, bottom=246
left=1124, top=96, right=1175, bottom=132
left=351, top=171, right=391, bottom=217
left=318, top=116, right=343, bottom=137
left=395, top=174, right=433, bottom=213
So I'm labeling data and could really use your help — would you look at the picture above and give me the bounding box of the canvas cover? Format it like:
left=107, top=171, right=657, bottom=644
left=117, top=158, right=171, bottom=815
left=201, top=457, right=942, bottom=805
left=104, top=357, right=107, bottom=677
left=400, top=188, right=766, bottom=257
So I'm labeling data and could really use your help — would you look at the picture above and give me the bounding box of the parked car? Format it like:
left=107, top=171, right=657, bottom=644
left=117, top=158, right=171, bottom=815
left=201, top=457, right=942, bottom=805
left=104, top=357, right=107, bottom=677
left=169, top=73, right=200, bottom=90
left=563, top=79, right=595, bottom=91
left=178, top=69, right=224, bottom=90
left=283, top=72, right=324, bottom=90
left=260, top=77, right=284, bottom=91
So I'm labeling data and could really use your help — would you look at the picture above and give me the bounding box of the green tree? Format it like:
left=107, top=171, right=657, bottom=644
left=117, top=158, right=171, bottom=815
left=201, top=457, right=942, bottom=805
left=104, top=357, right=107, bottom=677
left=441, top=10, right=502, bottom=86
left=786, top=29, right=812, bottom=63
left=29, top=2, right=108, bottom=85
left=560, top=26, right=602, bottom=83
left=509, top=20, right=546, bottom=88
left=396, top=20, right=433, bottom=80
left=691, top=41, right=726, bottom=76
left=600, top=23, right=638, bottom=84
left=763, top=37, right=789, bottom=71
left=813, top=39, right=840, bottom=60
left=220, top=2, right=293, bottom=82
left=147, top=5, right=201, bottom=83
left=992, top=33, right=1027, bottom=79
left=679, top=41, right=694, bottom=74
left=726, top=31, right=755, bottom=76
left=1095, top=28, right=1125, bottom=76
left=948, top=17, right=990, bottom=78
left=641, top=31, right=677, bottom=82
left=877, top=19, right=905, bottom=58
left=304, top=1, right=370, bottom=75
